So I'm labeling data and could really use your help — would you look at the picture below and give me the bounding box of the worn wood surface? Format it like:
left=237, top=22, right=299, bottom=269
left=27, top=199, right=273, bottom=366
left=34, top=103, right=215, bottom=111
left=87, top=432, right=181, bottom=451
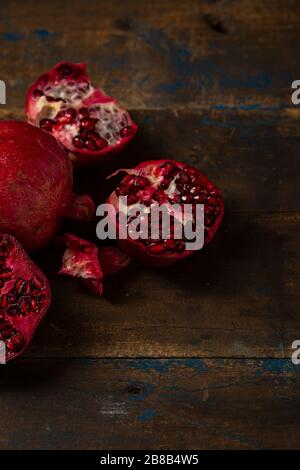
left=0, top=0, right=300, bottom=450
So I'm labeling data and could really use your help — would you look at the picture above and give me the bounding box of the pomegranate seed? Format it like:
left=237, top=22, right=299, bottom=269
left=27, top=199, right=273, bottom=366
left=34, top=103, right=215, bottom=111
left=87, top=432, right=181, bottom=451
left=79, top=128, right=89, bottom=141
left=19, top=297, right=30, bottom=315
left=127, top=194, right=139, bottom=205
left=80, top=117, right=98, bottom=130
left=120, top=126, right=133, bottom=138
left=0, top=269, right=12, bottom=280
left=31, top=298, right=37, bottom=311
left=0, top=295, right=8, bottom=309
left=73, top=136, right=85, bottom=149
left=165, top=239, right=176, bottom=250
left=57, top=63, right=73, bottom=77
left=149, top=243, right=166, bottom=255
left=88, top=132, right=108, bottom=150
left=56, top=108, right=76, bottom=124
left=40, top=119, right=55, bottom=132
left=32, top=89, right=43, bottom=98
left=79, top=108, right=89, bottom=118
left=85, top=138, right=98, bottom=151
left=6, top=333, right=25, bottom=352
left=14, top=279, right=26, bottom=295
left=30, top=277, right=45, bottom=291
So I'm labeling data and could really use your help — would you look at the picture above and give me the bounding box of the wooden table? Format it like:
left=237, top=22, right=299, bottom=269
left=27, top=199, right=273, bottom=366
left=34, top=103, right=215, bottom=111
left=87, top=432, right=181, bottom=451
left=0, top=0, right=300, bottom=450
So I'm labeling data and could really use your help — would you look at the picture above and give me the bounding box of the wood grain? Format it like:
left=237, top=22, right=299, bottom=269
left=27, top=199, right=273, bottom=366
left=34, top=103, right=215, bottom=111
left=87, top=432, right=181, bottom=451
left=0, top=358, right=299, bottom=450
left=0, top=0, right=299, bottom=451
left=0, top=0, right=299, bottom=110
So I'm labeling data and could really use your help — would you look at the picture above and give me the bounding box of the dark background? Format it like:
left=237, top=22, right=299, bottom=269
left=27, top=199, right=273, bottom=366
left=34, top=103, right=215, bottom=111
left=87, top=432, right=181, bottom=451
left=0, top=0, right=300, bottom=449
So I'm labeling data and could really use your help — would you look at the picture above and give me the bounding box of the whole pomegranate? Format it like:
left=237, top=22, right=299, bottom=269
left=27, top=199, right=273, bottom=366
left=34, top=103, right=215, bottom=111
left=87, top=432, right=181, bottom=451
left=0, top=234, right=51, bottom=362
left=107, top=159, right=224, bottom=267
left=0, top=121, right=95, bottom=252
left=25, top=62, right=138, bottom=167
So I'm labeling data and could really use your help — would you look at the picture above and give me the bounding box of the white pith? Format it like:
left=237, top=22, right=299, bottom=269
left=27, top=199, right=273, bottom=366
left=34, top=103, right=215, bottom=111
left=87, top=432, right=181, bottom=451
left=31, top=80, right=132, bottom=148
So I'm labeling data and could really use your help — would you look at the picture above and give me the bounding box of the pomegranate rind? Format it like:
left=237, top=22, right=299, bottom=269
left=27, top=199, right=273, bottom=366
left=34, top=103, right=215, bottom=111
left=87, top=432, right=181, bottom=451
left=0, top=234, right=51, bottom=362
left=25, top=62, right=138, bottom=167
left=107, top=159, right=224, bottom=267
left=57, top=233, right=130, bottom=296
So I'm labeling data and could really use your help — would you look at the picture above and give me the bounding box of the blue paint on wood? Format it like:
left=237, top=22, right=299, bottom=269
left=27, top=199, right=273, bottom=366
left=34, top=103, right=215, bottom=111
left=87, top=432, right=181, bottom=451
left=3, top=32, right=24, bottom=42
left=137, top=408, right=157, bottom=422
left=124, top=358, right=208, bottom=374
left=261, top=359, right=299, bottom=373
left=34, top=29, right=59, bottom=39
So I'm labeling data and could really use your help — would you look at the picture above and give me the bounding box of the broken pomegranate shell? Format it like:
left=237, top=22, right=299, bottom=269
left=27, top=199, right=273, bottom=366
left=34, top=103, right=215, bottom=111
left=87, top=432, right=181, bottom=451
left=0, top=121, right=95, bottom=252
left=57, top=233, right=130, bottom=296
left=0, top=234, right=51, bottom=362
left=107, top=159, right=224, bottom=267
left=25, top=62, right=138, bottom=167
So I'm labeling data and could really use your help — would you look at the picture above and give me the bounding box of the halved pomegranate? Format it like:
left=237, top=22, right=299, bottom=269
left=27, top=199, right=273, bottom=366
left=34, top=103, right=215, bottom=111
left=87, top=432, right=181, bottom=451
left=107, top=159, right=224, bottom=267
left=25, top=62, right=138, bottom=166
left=57, top=233, right=130, bottom=295
left=0, top=234, right=51, bottom=362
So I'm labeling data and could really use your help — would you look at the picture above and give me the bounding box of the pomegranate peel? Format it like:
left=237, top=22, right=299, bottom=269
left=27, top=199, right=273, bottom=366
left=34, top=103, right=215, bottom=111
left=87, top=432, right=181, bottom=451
left=0, top=234, right=51, bottom=362
left=26, top=62, right=138, bottom=167
left=57, top=233, right=130, bottom=296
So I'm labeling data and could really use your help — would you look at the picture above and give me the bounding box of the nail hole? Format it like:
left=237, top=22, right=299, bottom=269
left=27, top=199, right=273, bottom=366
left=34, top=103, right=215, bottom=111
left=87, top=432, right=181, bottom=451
left=127, top=385, right=142, bottom=395
left=203, top=13, right=229, bottom=34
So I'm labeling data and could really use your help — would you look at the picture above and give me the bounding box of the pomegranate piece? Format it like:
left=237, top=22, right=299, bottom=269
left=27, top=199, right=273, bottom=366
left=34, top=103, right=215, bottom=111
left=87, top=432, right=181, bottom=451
left=25, top=62, right=138, bottom=167
left=0, top=121, right=95, bottom=252
left=107, top=159, right=224, bottom=267
left=0, top=234, right=51, bottom=362
left=57, top=233, right=130, bottom=296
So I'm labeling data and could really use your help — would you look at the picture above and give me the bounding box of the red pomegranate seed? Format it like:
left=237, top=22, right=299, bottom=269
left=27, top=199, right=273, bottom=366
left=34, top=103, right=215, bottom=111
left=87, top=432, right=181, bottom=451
left=88, top=132, right=108, bottom=150
left=0, top=295, right=8, bottom=309
left=30, top=277, right=45, bottom=291
left=80, top=118, right=98, bottom=130
left=85, top=138, right=98, bottom=151
left=79, top=108, right=89, bottom=118
left=57, top=63, right=73, bottom=77
left=40, top=119, right=55, bottom=132
left=73, top=136, right=85, bottom=149
left=6, top=333, right=25, bottom=352
left=32, top=89, right=43, bottom=98
left=149, top=243, right=166, bottom=255
left=56, top=108, right=77, bottom=124
left=14, top=279, right=26, bottom=295
left=79, top=128, right=89, bottom=141
left=120, top=126, right=133, bottom=138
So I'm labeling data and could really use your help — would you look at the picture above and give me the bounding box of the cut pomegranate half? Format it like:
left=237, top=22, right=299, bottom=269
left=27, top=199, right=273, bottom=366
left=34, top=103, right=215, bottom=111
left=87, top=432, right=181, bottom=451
left=57, top=233, right=130, bottom=295
left=107, top=159, right=224, bottom=267
left=0, top=234, right=51, bottom=362
left=25, top=62, right=138, bottom=166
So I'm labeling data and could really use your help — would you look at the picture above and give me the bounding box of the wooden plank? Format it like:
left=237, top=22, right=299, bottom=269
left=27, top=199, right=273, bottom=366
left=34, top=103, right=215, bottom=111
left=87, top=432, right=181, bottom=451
left=0, top=358, right=299, bottom=449
left=0, top=0, right=299, bottom=109
left=2, top=108, right=300, bottom=213
left=25, top=211, right=300, bottom=359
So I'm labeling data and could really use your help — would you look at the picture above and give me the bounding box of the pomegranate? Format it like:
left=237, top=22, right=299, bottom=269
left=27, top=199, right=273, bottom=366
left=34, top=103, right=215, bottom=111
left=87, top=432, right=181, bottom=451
left=107, top=159, right=224, bottom=267
left=58, top=233, right=130, bottom=295
left=0, top=121, right=95, bottom=252
left=25, top=62, right=138, bottom=167
left=0, top=234, right=51, bottom=362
